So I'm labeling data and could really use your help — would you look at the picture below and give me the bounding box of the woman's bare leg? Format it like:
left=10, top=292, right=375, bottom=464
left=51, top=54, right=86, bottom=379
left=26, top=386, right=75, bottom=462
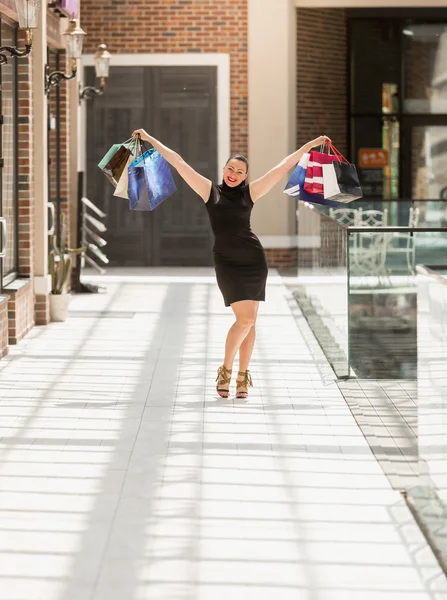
left=239, top=301, right=259, bottom=371
left=218, top=300, right=257, bottom=394
left=237, top=302, right=259, bottom=395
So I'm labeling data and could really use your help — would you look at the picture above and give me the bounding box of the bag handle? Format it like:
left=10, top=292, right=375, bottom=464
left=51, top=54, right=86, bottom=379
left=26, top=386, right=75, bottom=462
left=318, top=139, right=342, bottom=162
left=328, top=142, right=350, bottom=165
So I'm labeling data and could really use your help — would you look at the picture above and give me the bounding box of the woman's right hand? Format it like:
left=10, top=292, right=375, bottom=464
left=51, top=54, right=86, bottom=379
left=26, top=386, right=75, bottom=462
left=132, top=128, right=150, bottom=142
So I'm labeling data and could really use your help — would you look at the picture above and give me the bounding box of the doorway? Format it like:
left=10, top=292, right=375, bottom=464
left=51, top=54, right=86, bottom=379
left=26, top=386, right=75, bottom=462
left=85, top=65, right=218, bottom=267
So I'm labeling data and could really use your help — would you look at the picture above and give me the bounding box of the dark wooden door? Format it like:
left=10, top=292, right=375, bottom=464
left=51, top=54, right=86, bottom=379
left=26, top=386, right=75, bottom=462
left=85, top=65, right=217, bottom=266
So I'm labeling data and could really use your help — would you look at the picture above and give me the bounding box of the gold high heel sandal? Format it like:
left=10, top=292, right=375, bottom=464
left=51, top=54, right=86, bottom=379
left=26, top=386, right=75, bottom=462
left=236, top=370, right=253, bottom=398
left=216, top=365, right=232, bottom=398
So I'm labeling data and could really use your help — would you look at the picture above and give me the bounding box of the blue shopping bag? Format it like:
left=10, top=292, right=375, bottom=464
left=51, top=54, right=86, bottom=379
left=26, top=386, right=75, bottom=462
left=283, top=152, right=339, bottom=208
left=128, top=148, right=176, bottom=211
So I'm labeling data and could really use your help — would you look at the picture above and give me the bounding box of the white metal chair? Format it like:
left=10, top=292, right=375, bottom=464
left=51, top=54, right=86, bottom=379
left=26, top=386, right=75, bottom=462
left=351, top=208, right=389, bottom=277
left=384, top=207, right=420, bottom=274
left=329, top=207, right=358, bottom=227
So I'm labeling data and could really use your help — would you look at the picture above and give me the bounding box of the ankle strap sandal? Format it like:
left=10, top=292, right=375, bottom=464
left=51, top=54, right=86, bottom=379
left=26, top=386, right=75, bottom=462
left=216, top=365, right=232, bottom=398
left=236, top=369, right=253, bottom=398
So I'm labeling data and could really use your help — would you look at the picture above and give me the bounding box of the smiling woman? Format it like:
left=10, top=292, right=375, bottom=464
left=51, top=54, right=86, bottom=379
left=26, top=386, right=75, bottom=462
left=224, top=154, right=249, bottom=186
left=131, top=127, right=329, bottom=399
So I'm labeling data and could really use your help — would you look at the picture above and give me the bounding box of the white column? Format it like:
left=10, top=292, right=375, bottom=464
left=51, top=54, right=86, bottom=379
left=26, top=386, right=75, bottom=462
left=248, top=0, right=297, bottom=241
left=32, top=3, right=50, bottom=291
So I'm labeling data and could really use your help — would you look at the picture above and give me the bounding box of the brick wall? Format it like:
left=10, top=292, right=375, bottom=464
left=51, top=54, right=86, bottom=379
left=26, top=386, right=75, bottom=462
left=80, top=0, right=248, bottom=156
left=17, top=28, right=34, bottom=278
left=16, top=29, right=37, bottom=333
left=296, top=8, right=347, bottom=156
left=48, top=50, right=71, bottom=248
left=0, top=296, right=9, bottom=358
left=6, top=281, right=34, bottom=344
left=265, top=248, right=298, bottom=269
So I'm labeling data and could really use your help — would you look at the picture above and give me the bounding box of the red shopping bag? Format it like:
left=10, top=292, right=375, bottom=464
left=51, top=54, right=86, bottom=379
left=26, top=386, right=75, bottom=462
left=303, top=144, right=338, bottom=195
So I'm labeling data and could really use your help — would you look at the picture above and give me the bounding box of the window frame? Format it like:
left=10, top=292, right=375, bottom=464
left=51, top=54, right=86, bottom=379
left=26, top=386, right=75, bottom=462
left=0, top=17, right=19, bottom=288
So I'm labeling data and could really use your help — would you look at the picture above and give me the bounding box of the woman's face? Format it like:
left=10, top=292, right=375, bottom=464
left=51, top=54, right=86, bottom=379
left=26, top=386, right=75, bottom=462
left=223, top=159, right=248, bottom=187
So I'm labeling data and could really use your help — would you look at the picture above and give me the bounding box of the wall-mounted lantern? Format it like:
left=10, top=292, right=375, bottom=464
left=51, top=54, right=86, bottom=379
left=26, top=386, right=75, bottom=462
left=45, top=17, right=86, bottom=96
left=79, top=44, right=111, bottom=101
left=0, top=0, right=40, bottom=65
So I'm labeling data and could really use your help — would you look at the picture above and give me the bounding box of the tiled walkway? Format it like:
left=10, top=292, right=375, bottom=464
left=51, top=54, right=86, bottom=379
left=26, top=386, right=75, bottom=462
left=0, top=268, right=446, bottom=600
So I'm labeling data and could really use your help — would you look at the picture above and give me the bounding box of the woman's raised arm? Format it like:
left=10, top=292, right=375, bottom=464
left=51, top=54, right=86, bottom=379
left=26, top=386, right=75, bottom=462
left=132, top=129, right=212, bottom=203
left=249, top=135, right=330, bottom=203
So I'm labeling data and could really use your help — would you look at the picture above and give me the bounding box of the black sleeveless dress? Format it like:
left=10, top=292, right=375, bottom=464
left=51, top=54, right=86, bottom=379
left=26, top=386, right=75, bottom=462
left=205, top=181, right=268, bottom=307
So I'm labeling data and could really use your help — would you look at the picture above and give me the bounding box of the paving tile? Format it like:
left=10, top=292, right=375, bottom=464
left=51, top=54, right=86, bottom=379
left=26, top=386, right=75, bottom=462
left=0, top=268, right=444, bottom=600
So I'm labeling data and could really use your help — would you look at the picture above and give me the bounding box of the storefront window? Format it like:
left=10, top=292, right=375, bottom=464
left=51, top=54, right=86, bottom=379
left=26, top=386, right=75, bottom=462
left=403, top=24, right=447, bottom=114
left=0, top=20, right=18, bottom=282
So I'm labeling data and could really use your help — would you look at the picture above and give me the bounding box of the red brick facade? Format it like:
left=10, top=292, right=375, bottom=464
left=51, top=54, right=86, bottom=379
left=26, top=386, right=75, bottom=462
left=48, top=50, right=71, bottom=247
left=0, top=296, right=9, bottom=358
left=265, top=248, right=298, bottom=269
left=6, top=280, right=34, bottom=344
left=17, top=28, right=34, bottom=278
left=15, top=28, right=36, bottom=335
left=296, top=8, right=348, bottom=156
left=80, top=0, right=248, bottom=156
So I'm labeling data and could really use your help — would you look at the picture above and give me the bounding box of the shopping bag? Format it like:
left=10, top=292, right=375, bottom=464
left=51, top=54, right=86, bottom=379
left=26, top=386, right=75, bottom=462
left=322, top=145, right=363, bottom=203
left=129, top=147, right=156, bottom=168
left=303, top=149, right=338, bottom=195
left=283, top=153, right=310, bottom=196
left=98, top=139, right=136, bottom=188
left=128, top=149, right=176, bottom=211
left=113, top=156, right=134, bottom=199
left=283, top=152, right=339, bottom=207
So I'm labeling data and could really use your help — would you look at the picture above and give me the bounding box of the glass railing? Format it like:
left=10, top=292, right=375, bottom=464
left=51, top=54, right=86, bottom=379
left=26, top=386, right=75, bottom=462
left=283, top=200, right=447, bottom=379
left=405, top=265, right=447, bottom=565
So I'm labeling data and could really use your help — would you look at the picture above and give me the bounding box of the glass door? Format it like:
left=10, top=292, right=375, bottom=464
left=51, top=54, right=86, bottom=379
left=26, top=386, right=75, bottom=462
left=0, top=20, right=19, bottom=289
left=402, top=120, right=447, bottom=225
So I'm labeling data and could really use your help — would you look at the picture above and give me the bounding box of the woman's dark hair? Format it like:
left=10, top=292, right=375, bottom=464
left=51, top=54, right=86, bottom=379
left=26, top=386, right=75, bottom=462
left=226, top=154, right=249, bottom=172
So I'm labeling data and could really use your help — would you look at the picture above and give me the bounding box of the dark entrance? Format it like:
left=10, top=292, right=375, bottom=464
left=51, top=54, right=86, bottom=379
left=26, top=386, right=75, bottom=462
left=85, top=65, right=217, bottom=267
left=348, top=9, right=447, bottom=213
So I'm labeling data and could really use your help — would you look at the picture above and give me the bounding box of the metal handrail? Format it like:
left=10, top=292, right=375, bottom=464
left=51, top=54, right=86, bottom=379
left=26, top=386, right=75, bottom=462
left=47, top=202, right=55, bottom=235
left=0, top=217, right=7, bottom=258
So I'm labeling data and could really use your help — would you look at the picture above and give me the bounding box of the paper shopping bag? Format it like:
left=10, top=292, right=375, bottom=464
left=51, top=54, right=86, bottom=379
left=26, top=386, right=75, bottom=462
left=113, top=156, right=133, bottom=199
left=303, top=150, right=338, bottom=195
left=128, top=150, right=176, bottom=211
left=283, top=153, right=339, bottom=207
left=99, top=140, right=137, bottom=188
left=322, top=161, right=363, bottom=203
left=283, top=153, right=310, bottom=197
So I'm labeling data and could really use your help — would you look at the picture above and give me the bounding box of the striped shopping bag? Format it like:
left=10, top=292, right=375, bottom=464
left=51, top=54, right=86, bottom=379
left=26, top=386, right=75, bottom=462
left=303, top=148, right=338, bottom=195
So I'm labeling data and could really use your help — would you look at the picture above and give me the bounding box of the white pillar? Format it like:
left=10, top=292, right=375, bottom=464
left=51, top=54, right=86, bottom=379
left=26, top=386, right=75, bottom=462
left=248, top=0, right=297, bottom=241
left=32, top=3, right=50, bottom=291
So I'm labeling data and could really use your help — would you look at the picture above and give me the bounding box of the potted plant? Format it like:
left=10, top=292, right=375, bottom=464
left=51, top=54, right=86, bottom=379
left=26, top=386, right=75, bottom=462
left=49, top=213, right=85, bottom=322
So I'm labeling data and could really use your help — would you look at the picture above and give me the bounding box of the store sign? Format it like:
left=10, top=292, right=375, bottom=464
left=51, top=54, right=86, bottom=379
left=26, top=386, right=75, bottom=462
left=60, top=0, right=79, bottom=17
left=358, top=148, right=389, bottom=169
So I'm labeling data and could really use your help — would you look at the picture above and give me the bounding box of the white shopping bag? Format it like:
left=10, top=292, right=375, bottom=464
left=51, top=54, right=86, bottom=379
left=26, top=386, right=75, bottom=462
left=322, top=162, right=340, bottom=199
left=113, top=156, right=133, bottom=199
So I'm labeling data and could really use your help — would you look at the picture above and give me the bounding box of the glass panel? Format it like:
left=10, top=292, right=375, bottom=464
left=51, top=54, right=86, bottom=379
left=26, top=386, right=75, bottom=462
left=351, top=20, right=400, bottom=115
left=348, top=230, right=447, bottom=379
left=282, top=204, right=349, bottom=378
left=1, top=21, right=17, bottom=278
left=287, top=202, right=447, bottom=380
left=417, top=266, right=447, bottom=502
left=352, top=117, right=400, bottom=200
left=411, top=125, right=447, bottom=202
left=404, top=24, right=447, bottom=114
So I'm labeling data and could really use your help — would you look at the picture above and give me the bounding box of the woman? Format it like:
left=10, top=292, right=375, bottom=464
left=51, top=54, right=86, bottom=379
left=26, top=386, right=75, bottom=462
left=132, top=128, right=330, bottom=399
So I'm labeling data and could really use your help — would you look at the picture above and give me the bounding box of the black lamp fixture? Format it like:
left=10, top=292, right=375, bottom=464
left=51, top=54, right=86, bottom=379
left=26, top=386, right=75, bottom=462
left=45, top=17, right=86, bottom=96
left=0, top=0, right=40, bottom=65
left=79, top=44, right=111, bottom=101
